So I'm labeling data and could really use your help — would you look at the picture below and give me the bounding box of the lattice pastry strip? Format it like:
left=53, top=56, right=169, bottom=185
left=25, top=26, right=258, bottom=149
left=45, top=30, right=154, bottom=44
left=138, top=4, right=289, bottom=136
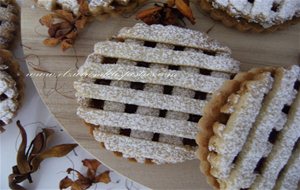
left=85, top=56, right=197, bottom=162
left=198, top=65, right=300, bottom=190
left=117, top=23, right=232, bottom=54
left=221, top=65, right=300, bottom=189
left=93, top=126, right=197, bottom=164
left=101, top=59, right=195, bottom=163
left=76, top=23, right=240, bottom=164
left=74, top=82, right=206, bottom=115
left=273, top=140, right=300, bottom=190
left=77, top=106, right=199, bottom=139
left=250, top=89, right=300, bottom=190
left=207, top=72, right=274, bottom=179
left=94, top=41, right=240, bottom=73
left=79, top=55, right=229, bottom=93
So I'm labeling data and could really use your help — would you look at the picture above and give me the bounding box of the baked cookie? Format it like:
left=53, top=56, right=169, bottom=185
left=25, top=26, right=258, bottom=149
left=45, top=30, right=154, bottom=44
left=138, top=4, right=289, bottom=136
left=36, top=0, right=143, bottom=16
left=75, top=23, right=240, bottom=164
left=197, top=65, right=300, bottom=189
left=0, top=0, right=18, bottom=49
left=199, top=0, right=300, bottom=32
left=0, top=49, right=23, bottom=133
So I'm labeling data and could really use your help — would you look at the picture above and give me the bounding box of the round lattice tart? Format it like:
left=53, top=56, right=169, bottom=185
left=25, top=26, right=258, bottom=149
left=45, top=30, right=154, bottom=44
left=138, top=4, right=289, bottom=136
left=197, top=65, right=300, bottom=189
left=36, top=0, right=145, bottom=16
left=199, top=0, right=300, bottom=32
left=0, top=49, right=23, bottom=133
left=74, top=23, right=240, bottom=164
left=0, top=0, right=18, bottom=49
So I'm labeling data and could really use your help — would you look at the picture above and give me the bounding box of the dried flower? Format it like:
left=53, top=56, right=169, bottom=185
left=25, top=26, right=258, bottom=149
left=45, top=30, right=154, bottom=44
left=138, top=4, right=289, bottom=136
left=9, top=121, right=78, bottom=190
left=39, top=0, right=91, bottom=51
left=136, top=0, right=195, bottom=26
left=59, top=159, right=111, bottom=190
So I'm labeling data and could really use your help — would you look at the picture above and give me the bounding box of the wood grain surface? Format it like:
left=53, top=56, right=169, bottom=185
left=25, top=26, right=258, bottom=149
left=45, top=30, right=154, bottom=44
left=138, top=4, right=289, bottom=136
left=21, top=0, right=300, bottom=189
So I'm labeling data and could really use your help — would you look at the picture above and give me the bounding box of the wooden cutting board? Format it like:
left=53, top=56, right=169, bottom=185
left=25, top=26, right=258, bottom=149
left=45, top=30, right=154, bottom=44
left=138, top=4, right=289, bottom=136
left=21, top=0, right=300, bottom=189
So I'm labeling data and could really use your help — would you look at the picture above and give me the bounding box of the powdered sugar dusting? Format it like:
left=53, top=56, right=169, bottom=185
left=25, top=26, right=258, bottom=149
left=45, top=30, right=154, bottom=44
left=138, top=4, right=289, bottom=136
left=75, top=23, right=239, bottom=164
left=93, top=127, right=197, bottom=164
left=223, top=66, right=300, bottom=189
left=0, top=68, right=18, bottom=125
left=208, top=72, right=274, bottom=179
left=94, top=41, right=240, bottom=73
left=117, top=23, right=231, bottom=53
left=211, top=0, right=300, bottom=28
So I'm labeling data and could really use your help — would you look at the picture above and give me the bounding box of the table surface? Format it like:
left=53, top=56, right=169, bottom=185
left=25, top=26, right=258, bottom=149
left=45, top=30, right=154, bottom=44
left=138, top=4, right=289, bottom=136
left=21, top=0, right=300, bottom=189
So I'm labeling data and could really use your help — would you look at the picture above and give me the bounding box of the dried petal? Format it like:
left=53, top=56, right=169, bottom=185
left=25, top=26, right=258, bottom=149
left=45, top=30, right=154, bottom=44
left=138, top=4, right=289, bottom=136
left=54, top=10, right=75, bottom=22
left=72, top=178, right=91, bottom=190
left=82, top=159, right=100, bottom=180
left=55, top=28, right=73, bottom=38
left=136, top=6, right=163, bottom=20
left=95, top=171, right=111, bottom=184
left=0, top=126, right=5, bottom=133
left=75, top=17, right=88, bottom=29
left=82, top=159, right=100, bottom=173
left=163, top=7, right=180, bottom=26
left=59, top=176, right=73, bottom=190
left=175, top=0, right=195, bottom=24
left=70, top=182, right=82, bottom=190
left=16, top=121, right=31, bottom=174
left=43, top=38, right=60, bottom=47
left=66, top=31, right=78, bottom=40
left=167, top=0, right=175, bottom=7
left=78, top=0, right=90, bottom=16
left=64, top=168, right=92, bottom=190
left=61, top=39, right=74, bottom=51
left=48, top=23, right=61, bottom=38
left=138, top=15, right=161, bottom=25
left=9, top=174, right=26, bottom=190
left=58, top=21, right=73, bottom=30
left=31, top=144, right=78, bottom=172
left=39, top=14, right=56, bottom=27
left=27, top=132, right=44, bottom=161
left=66, top=168, right=86, bottom=181
left=52, top=22, right=73, bottom=38
left=42, top=128, right=55, bottom=145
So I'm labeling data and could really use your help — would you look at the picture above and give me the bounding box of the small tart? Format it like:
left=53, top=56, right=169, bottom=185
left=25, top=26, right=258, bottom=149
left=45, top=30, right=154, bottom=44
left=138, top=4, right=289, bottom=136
left=0, top=49, right=23, bottom=133
left=197, top=65, right=300, bottom=189
left=75, top=23, right=240, bottom=164
left=199, top=0, right=300, bottom=32
left=0, top=0, right=18, bottom=49
left=36, top=0, right=145, bottom=16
